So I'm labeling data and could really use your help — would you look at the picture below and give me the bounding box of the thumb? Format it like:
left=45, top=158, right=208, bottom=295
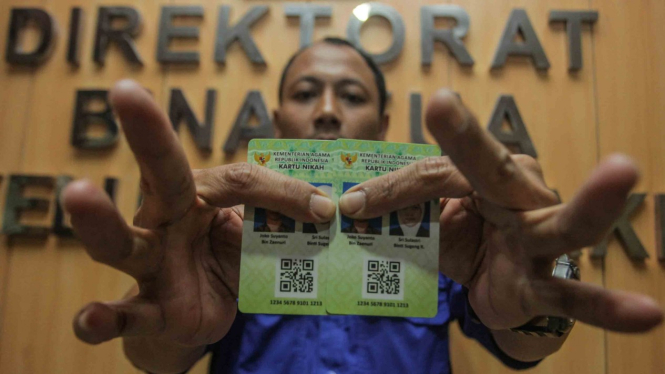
left=73, top=298, right=163, bottom=344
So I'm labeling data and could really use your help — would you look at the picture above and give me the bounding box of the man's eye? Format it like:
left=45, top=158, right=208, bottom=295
left=344, top=94, right=366, bottom=104
left=294, top=91, right=316, bottom=101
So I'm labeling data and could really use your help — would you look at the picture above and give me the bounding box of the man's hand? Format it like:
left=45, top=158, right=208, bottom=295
left=63, top=80, right=335, bottom=371
left=339, top=89, right=663, bottom=334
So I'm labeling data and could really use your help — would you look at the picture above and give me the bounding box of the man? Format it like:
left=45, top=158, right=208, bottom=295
left=341, top=217, right=381, bottom=235
left=63, top=38, right=663, bottom=373
left=390, top=203, right=430, bottom=238
left=254, top=208, right=295, bottom=233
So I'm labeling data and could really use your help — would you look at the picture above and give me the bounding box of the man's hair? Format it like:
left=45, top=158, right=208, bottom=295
left=278, top=37, right=388, bottom=115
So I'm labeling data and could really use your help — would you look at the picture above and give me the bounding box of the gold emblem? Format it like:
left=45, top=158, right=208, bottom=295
left=254, top=152, right=271, bottom=166
left=340, top=153, right=358, bottom=168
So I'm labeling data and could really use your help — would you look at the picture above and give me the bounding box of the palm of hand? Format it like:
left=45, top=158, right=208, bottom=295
left=340, top=89, right=663, bottom=333
left=440, top=196, right=551, bottom=330
left=132, top=202, right=242, bottom=347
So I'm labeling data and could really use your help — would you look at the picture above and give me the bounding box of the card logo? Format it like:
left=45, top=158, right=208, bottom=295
left=254, top=152, right=271, bottom=166
left=340, top=153, right=358, bottom=168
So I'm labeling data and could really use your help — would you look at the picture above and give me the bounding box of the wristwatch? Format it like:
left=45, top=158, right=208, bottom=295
left=509, top=254, right=580, bottom=338
left=464, top=254, right=580, bottom=338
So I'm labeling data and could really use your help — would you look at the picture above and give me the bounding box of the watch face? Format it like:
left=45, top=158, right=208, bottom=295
left=552, top=255, right=580, bottom=280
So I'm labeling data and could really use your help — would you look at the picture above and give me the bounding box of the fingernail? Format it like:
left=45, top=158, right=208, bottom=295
left=78, top=308, right=92, bottom=331
left=339, top=191, right=365, bottom=215
left=310, top=194, right=336, bottom=220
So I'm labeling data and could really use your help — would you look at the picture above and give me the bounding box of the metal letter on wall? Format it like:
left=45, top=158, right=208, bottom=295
left=549, top=11, right=599, bottom=71
left=284, top=4, right=332, bottom=48
left=215, top=6, right=269, bottom=65
left=487, top=95, right=537, bottom=158
left=3, top=175, right=54, bottom=237
left=67, top=7, right=83, bottom=66
left=491, top=8, right=550, bottom=71
left=53, top=176, right=118, bottom=237
left=421, top=5, right=474, bottom=66
left=71, top=90, right=119, bottom=149
left=53, top=175, right=74, bottom=237
left=5, top=8, right=56, bottom=65
left=93, top=7, right=143, bottom=65
left=157, top=6, right=203, bottom=64
left=592, top=193, right=649, bottom=260
left=224, top=91, right=274, bottom=153
left=169, top=89, right=216, bottom=152
left=410, top=93, right=431, bottom=145
left=655, top=194, right=665, bottom=261
left=347, top=2, right=405, bottom=65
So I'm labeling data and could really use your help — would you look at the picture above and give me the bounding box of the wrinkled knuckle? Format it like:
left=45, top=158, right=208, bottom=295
left=495, top=151, right=518, bottom=183
left=224, top=163, right=258, bottom=191
left=377, top=172, right=398, bottom=202
left=192, top=169, right=207, bottom=187
left=281, top=176, right=304, bottom=204
left=514, top=154, right=543, bottom=176
left=173, top=173, right=195, bottom=199
left=415, top=157, right=452, bottom=183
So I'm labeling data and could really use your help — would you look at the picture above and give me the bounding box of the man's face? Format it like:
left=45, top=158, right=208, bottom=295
left=274, top=43, right=389, bottom=141
left=266, top=210, right=282, bottom=222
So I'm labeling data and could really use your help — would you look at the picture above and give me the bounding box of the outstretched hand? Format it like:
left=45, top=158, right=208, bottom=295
left=64, top=80, right=336, bottom=346
left=339, top=89, right=663, bottom=333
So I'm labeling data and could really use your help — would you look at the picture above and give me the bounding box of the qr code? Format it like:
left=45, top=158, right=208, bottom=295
left=362, top=259, right=404, bottom=300
left=275, top=258, right=317, bottom=299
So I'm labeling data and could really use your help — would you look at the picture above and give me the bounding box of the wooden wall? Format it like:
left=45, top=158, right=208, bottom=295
left=0, top=1, right=663, bottom=373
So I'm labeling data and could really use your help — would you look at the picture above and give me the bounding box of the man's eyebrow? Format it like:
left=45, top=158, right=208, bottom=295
left=286, top=76, right=322, bottom=92
left=288, top=76, right=369, bottom=90
left=336, top=78, right=371, bottom=94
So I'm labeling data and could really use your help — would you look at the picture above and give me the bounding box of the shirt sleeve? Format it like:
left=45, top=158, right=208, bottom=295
left=448, top=278, right=542, bottom=370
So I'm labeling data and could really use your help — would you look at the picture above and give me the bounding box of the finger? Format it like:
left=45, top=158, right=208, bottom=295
left=73, top=298, right=164, bottom=344
left=338, top=156, right=472, bottom=218
left=194, top=164, right=335, bottom=223
left=62, top=179, right=161, bottom=280
left=523, top=154, right=639, bottom=258
left=449, top=153, right=557, bottom=228
left=531, top=278, right=663, bottom=333
left=425, top=89, right=553, bottom=209
left=438, top=198, right=484, bottom=285
left=110, top=79, right=196, bottom=228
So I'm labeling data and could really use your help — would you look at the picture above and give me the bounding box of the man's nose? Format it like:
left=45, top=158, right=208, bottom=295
left=314, top=88, right=341, bottom=132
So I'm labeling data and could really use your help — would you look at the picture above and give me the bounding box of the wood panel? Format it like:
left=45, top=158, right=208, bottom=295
left=0, top=0, right=663, bottom=373
left=0, top=0, right=43, bottom=369
left=591, top=1, right=665, bottom=374
left=0, top=0, right=160, bottom=372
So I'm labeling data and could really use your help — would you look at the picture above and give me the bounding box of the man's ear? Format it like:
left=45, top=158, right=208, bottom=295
left=377, top=113, right=390, bottom=141
left=272, top=109, right=283, bottom=138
